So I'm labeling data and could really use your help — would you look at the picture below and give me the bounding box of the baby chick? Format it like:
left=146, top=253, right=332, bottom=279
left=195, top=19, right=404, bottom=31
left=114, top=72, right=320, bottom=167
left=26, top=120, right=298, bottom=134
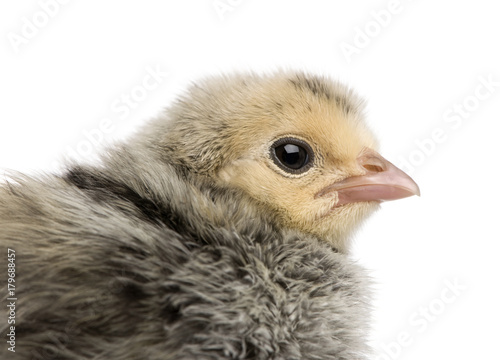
left=0, top=71, right=418, bottom=360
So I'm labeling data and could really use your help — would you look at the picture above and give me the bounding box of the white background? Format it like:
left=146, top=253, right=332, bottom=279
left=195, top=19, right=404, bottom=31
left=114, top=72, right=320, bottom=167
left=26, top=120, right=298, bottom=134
left=1, top=1, right=499, bottom=359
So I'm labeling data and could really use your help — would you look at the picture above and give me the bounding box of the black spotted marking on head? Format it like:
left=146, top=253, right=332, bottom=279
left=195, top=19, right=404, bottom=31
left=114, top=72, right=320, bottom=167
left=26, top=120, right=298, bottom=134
left=64, top=167, right=189, bottom=234
left=288, top=74, right=354, bottom=114
left=334, top=95, right=354, bottom=115
left=288, top=75, right=332, bottom=101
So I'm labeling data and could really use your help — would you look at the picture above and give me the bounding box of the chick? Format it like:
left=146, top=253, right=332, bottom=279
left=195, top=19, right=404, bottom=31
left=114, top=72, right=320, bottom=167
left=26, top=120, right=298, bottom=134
left=0, top=71, right=419, bottom=360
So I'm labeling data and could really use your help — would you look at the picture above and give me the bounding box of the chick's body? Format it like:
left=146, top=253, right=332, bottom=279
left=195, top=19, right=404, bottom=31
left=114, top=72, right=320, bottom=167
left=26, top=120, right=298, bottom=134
left=0, top=72, right=417, bottom=359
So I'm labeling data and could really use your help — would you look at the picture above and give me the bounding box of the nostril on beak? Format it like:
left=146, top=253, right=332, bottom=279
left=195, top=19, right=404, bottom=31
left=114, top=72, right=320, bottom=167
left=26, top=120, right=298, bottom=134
left=362, top=163, right=384, bottom=173
left=357, top=148, right=388, bottom=174
left=357, top=148, right=391, bottom=174
left=359, top=152, right=387, bottom=173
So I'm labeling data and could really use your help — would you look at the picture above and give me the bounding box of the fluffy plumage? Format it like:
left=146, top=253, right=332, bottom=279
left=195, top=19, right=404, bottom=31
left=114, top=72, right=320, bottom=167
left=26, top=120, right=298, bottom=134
left=0, top=71, right=417, bottom=359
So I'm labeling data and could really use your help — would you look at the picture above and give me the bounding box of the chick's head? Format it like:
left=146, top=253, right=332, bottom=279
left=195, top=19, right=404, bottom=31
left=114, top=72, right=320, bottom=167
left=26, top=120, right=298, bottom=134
left=161, top=72, right=419, bottom=252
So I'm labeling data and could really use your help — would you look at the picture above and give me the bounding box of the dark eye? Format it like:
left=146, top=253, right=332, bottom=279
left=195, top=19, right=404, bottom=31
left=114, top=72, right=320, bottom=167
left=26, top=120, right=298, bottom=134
left=270, top=137, right=314, bottom=174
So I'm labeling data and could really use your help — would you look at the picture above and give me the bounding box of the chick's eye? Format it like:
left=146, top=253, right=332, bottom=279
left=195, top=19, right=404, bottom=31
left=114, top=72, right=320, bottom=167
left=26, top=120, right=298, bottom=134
left=275, top=144, right=308, bottom=169
left=271, top=138, right=314, bottom=174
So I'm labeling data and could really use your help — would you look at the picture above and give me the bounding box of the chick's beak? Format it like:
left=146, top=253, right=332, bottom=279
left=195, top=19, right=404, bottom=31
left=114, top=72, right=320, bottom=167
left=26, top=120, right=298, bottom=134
left=316, top=148, right=420, bottom=207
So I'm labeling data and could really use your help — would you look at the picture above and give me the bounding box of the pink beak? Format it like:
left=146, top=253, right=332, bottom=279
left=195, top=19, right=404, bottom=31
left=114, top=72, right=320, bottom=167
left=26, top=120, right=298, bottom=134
left=316, top=148, right=420, bottom=207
